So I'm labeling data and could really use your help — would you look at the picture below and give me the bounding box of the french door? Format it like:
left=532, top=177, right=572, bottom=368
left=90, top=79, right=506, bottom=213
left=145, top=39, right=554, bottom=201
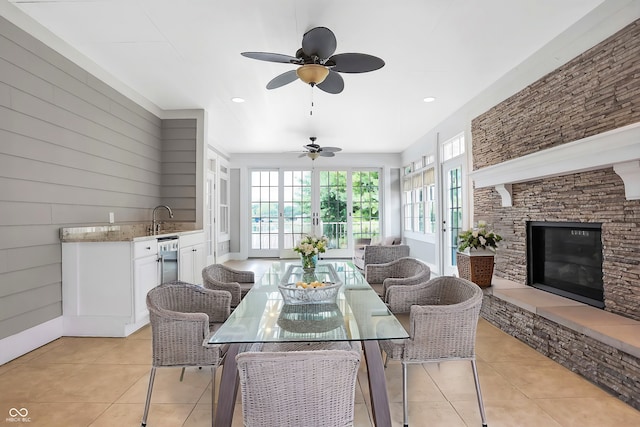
left=249, top=168, right=380, bottom=259
left=440, top=159, right=465, bottom=275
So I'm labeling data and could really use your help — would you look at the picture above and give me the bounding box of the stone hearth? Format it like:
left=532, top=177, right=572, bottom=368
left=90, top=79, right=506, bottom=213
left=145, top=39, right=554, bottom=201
left=481, top=278, right=640, bottom=411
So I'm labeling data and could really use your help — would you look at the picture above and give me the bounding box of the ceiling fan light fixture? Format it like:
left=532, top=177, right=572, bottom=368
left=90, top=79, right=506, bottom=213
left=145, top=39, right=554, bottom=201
left=307, top=152, right=320, bottom=160
left=296, top=64, right=329, bottom=85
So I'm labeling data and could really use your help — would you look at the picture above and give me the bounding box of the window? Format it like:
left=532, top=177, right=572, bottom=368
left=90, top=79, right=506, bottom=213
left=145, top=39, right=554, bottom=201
left=219, top=162, right=229, bottom=238
left=412, top=174, right=423, bottom=232
left=424, top=154, right=435, bottom=165
left=442, top=133, right=465, bottom=162
left=403, top=177, right=412, bottom=231
left=403, top=155, right=436, bottom=234
left=423, top=168, right=436, bottom=234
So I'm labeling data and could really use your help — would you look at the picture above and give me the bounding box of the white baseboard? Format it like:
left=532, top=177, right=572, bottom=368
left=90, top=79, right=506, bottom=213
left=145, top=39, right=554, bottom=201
left=217, top=253, right=231, bottom=263
left=0, top=317, right=63, bottom=365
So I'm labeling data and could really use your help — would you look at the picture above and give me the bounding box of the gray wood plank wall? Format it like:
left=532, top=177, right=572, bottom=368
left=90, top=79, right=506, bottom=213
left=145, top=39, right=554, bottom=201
left=0, top=16, right=196, bottom=341
left=161, top=119, right=197, bottom=222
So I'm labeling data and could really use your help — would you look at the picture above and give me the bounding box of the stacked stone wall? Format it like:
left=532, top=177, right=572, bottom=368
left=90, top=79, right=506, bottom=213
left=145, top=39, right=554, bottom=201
left=472, top=20, right=640, bottom=170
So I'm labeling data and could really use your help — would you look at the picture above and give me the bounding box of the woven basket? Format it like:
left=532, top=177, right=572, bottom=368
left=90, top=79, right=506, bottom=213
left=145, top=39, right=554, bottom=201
left=456, top=252, right=494, bottom=288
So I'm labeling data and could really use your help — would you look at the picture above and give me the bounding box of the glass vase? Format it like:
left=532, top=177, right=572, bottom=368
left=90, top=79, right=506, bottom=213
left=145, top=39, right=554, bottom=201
left=301, top=254, right=318, bottom=270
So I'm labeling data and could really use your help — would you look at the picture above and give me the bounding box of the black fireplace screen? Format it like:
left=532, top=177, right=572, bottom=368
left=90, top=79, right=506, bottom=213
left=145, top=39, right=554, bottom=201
left=527, top=221, right=604, bottom=308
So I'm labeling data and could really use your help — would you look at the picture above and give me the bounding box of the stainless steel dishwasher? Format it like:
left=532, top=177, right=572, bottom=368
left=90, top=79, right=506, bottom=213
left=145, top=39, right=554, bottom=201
left=157, top=236, right=179, bottom=283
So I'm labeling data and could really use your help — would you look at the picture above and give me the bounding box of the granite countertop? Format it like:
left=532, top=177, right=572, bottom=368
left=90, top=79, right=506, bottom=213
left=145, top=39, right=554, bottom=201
left=60, top=223, right=202, bottom=242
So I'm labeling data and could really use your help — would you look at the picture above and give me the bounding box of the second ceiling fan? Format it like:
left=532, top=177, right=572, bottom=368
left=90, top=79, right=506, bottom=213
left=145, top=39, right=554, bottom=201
left=299, top=137, right=341, bottom=160
left=241, top=27, right=384, bottom=94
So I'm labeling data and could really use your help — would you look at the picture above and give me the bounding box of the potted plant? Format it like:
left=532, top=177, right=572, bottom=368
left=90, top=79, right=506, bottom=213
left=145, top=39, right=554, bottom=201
left=456, top=221, right=502, bottom=287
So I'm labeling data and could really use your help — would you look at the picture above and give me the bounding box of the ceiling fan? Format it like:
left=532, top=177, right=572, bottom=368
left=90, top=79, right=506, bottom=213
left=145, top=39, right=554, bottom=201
left=241, top=26, right=384, bottom=94
left=299, top=137, right=342, bottom=160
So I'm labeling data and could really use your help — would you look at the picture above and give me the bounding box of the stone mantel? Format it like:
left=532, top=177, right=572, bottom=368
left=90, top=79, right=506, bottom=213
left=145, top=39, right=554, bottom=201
left=469, top=122, right=640, bottom=206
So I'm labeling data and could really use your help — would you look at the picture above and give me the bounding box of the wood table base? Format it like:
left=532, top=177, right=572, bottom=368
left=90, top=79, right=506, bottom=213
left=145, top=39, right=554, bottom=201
left=214, top=343, right=239, bottom=427
left=362, top=340, right=392, bottom=427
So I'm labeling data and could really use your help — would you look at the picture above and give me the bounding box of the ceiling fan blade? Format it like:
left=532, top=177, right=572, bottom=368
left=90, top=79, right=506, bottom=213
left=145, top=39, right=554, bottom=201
left=301, top=27, right=337, bottom=59
left=267, top=70, right=299, bottom=89
left=316, top=71, right=344, bottom=94
left=241, top=52, right=301, bottom=64
left=328, top=53, right=385, bottom=73
left=320, top=146, right=342, bottom=152
left=319, top=151, right=335, bottom=157
left=298, top=153, right=307, bottom=158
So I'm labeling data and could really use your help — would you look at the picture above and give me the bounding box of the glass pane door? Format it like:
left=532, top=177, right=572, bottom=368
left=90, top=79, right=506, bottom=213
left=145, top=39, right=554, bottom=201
left=249, top=168, right=381, bottom=259
left=441, top=162, right=463, bottom=275
left=282, top=170, right=313, bottom=251
left=249, top=170, right=279, bottom=257
left=352, top=171, right=380, bottom=242
left=319, top=171, right=350, bottom=257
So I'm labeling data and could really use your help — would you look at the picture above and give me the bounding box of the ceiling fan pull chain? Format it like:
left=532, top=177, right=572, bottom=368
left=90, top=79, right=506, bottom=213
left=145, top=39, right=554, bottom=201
left=310, top=85, right=314, bottom=116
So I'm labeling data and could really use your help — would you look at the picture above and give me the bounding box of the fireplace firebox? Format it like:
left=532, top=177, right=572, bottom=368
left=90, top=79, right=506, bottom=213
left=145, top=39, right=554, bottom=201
left=527, top=221, right=604, bottom=308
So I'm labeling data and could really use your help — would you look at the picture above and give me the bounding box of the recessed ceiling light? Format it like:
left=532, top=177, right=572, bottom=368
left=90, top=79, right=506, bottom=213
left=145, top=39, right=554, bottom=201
left=423, top=97, right=436, bottom=103
left=231, top=97, right=245, bottom=103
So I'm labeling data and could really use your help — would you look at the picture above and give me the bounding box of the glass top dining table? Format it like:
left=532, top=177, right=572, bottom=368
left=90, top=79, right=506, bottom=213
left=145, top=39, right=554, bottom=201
left=209, top=261, right=408, bottom=345
left=210, top=260, right=409, bottom=427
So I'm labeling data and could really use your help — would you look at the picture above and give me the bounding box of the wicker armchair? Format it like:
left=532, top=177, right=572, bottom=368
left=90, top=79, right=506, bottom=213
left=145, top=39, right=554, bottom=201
left=379, top=276, right=487, bottom=427
left=202, top=264, right=255, bottom=308
left=236, top=349, right=361, bottom=427
left=354, top=242, right=409, bottom=271
left=353, top=237, right=409, bottom=271
left=142, top=281, right=231, bottom=427
left=365, top=257, right=431, bottom=304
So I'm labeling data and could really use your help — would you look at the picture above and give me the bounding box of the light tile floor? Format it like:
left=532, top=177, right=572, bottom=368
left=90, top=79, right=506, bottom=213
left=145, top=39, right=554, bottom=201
left=1, top=259, right=639, bottom=426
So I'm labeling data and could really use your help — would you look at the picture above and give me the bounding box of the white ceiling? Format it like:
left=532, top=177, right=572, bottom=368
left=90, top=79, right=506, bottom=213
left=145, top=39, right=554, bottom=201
left=6, top=0, right=606, bottom=155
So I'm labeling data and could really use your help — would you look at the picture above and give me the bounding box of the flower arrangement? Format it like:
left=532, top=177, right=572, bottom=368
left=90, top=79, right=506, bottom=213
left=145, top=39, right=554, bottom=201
left=293, top=234, right=328, bottom=256
left=458, top=220, right=502, bottom=252
left=293, top=235, right=328, bottom=269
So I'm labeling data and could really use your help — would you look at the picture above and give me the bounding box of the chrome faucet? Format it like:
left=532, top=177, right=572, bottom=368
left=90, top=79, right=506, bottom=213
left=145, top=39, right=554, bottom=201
left=152, top=205, right=174, bottom=235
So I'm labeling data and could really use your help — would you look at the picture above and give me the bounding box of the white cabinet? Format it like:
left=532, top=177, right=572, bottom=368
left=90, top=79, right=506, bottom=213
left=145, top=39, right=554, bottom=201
left=179, top=232, right=206, bottom=285
left=62, top=239, right=160, bottom=337
left=133, top=242, right=161, bottom=323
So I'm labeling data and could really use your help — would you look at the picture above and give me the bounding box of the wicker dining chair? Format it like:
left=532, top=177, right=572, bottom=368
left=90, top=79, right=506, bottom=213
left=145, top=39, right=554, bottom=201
left=236, top=348, right=361, bottom=427
left=142, top=281, right=231, bottom=427
left=202, top=264, right=255, bottom=308
left=379, top=276, right=488, bottom=427
left=365, top=257, right=431, bottom=306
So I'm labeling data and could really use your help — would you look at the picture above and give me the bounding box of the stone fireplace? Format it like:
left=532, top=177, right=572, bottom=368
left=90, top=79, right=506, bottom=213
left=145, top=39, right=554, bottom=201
left=468, top=19, right=640, bottom=322
left=465, top=18, right=640, bottom=411
left=470, top=123, right=640, bottom=320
